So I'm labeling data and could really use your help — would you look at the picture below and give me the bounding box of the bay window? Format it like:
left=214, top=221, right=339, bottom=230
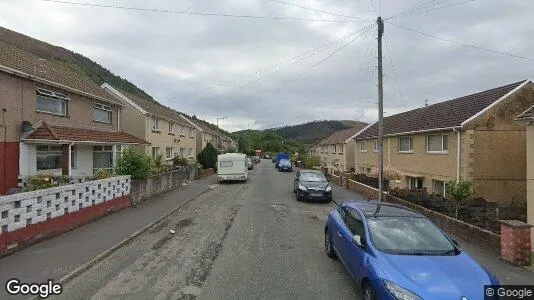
left=36, top=145, right=62, bottom=171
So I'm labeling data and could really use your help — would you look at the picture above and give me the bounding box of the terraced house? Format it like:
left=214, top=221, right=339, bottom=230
left=0, top=40, right=147, bottom=195
left=317, top=125, right=368, bottom=173
left=354, top=80, right=534, bottom=205
left=102, top=84, right=197, bottom=162
left=184, top=117, right=235, bottom=154
left=516, top=105, right=534, bottom=250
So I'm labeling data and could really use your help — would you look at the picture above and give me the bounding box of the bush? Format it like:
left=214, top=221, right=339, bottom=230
left=173, top=155, right=189, bottom=166
left=115, top=147, right=152, bottom=180
left=27, top=173, right=62, bottom=191
left=303, top=155, right=322, bottom=169
left=368, top=166, right=401, bottom=181
left=198, top=142, right=218, bottom=170
left=94, top=169, right=112, bottom=179
left=151, top=154, right=169, bottom=175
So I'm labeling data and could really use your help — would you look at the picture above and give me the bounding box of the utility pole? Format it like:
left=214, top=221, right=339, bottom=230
left=216, top=117, right=227, bottom=153
left=377, top=17, right=385, bottom=203
left=247, top=124, right=251, bottom=155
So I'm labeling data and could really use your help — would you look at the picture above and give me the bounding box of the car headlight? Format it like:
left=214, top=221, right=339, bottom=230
left=298, top=185, right=307, bottom=191
left=383, top=280, right=421, bottom=300
left=325, top=186, right=332, bottom=192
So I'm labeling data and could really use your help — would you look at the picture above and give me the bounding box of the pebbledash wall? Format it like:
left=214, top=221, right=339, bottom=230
left=0, top=176, right=131, bottom=256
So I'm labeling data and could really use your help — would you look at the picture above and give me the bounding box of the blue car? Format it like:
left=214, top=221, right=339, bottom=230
left=324, top=201, right=500, bottom=300
left=278, top=159, right=292, bottom=172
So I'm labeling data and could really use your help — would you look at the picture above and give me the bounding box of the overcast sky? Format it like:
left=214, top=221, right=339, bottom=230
left=1, top=0, right=532, bottom=132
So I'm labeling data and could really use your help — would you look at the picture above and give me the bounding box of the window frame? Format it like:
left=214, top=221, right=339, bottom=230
left=427, top=134, right=449, bottom=154
left=373, top=140, right=379, bottom=152
left=165, top=147, right=173, bottom=159
left=93, top=103, right=112, bottom=124
left=432, top=179, right=447, bottom=197
left=188, top=148, right=193, bottom=157
left=36, top=88, right=69, bottom=116
left=168, top=122, right=174, bottom=134
left=189, top=127, right=195, bottom=138
left=151, top=118, right=160, bottom=132
left=360, top=140, right=368, bottom=152
left=407, top=177, right=424, bottom=189
left=93, top=145, right=114, bottom=173
left=36, top=145, right=62, bottom=171
left=398, top=136, right=413, bottom=153
left=70, top=145, right=77, bottom=169
left=152, top=147, right=160, bottom=159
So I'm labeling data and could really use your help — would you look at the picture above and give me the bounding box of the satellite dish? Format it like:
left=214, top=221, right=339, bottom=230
left=21, top=121, right=33, bottom=132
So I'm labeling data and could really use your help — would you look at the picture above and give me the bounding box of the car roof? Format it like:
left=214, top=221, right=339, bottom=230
left=299, top=169, right=323, bottom=174
left=343, top=201, right=422, bottom=218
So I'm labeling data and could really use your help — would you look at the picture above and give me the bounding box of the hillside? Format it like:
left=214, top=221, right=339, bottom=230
left=235, top=120, right=367, bottom=145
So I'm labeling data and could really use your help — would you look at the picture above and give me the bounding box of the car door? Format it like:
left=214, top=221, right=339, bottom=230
left=293, top=171, right=300, bottom=192
left=336, top=207, right=367, bottom=282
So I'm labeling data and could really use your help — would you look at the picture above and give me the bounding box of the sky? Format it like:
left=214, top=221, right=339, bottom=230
left=0, top=0, right=532, bottom=132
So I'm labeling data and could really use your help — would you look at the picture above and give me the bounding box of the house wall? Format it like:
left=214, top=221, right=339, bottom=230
left=195, top=130, right=203, bottom=155
left=466, top=83, right=534, bottom=205
left=355, top=139, right=381, bottom=173
left=72, top=144, right=94, bottom=176
left=526, top=125, right=534, bottom=251
left=144, top=117, right=196, bottom=162
left=118, top=103, right=147, bottom=143
left=345, top=140, right=356, bottom=172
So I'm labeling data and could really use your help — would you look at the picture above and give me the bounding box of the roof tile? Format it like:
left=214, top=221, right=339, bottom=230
left=319, top=125, right=368, bottom=145
left=24, top=123, right=148, bottom=144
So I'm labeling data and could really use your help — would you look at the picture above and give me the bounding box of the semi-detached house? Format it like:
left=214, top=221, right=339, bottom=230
left=102, top=84, right=197, bottom=162
left=354, top=80, right=534, bottom=205
left=0, top=40, right=147, bottom=195
left=316, top=125, right=368, bottom=173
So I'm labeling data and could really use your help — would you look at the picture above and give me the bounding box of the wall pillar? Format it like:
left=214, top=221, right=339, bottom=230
left=61, top=144, right=69, bottom=176
left=500, top=220, right=533, bottom=266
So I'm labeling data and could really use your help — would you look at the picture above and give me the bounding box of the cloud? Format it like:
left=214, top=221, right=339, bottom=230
left=1, top=0, right=533, bottom=132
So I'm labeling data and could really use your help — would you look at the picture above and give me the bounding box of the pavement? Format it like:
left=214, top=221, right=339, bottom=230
left=0, top=176, right=212, bottom=299
left=1, top=160, right=533, bottom=299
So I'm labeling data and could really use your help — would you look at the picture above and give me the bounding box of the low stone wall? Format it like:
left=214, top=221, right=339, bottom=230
left=326, top=173, right=341, bottom=186
left=130, top=166, right=191, bottom=206
left=347, top=179, right=502, bottom=254
left=0, top=176, right=131, bottom=256
left=199, top=168, right=214, bottom=179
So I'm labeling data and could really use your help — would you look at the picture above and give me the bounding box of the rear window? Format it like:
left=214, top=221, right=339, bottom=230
left=219, top=161, right=233, bottom=167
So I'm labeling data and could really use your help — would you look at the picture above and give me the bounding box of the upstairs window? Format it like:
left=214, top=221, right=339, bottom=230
left=93, top=103, right=112, bottom=123
left=427, top=134, right=448, bottom=153
left=374, top=140, right=379, bottom=152
left=166, top=147, right=173, bottom=159
left=360, top=140, right=368, bottom=152
left=168, top=122, right=174, bottom=133
left=398, top=137, right=413, bottom=152
left=152, top=118, right=159, bottom=131
left=189, top=128, right=195, bottom=138
left=36, top=88, right=68, bottom=116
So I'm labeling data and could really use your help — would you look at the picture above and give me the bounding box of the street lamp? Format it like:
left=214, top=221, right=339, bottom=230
left=216, top=117, right=227, bottom=152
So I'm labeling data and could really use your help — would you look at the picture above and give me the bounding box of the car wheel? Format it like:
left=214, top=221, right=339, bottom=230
left=296, top=190, right=301, bottom=201
left=362, top=281, right=376, bottom=300
left=325, top=230, right=336, bottom=258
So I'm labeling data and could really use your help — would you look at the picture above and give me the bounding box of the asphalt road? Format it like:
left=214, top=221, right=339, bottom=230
left=53, top=160, right=365, bottom=299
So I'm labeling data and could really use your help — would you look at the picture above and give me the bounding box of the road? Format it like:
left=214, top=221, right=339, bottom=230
left=53, top=160, right=365, bottom=299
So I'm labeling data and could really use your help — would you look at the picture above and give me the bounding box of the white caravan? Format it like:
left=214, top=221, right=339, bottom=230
left=217, top=153, right=248, bottom=182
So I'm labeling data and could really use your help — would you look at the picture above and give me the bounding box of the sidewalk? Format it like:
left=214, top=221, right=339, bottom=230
left=331, top=184, right=534, bottom=285
left=0, top=175, right=214, bottom=297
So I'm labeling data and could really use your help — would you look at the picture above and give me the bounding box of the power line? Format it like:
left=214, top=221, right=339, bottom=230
left=383, top=36, right=407, bottom=111
left=351, top=34, right=375, bottom=119
left=387, top=0, right=443, bottom=19
left=264, top=0, right=372, bottom=20
left=39, top=0, right=373, bottom=23
left=369, top=0, right=378, bottom=16
left=387, top=22, right=534, bottom=62
left=177, top=29, right=369, bottom=99
left=388, top=0, right=475, bottom=19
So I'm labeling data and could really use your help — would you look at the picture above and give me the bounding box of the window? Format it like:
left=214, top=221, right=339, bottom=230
left=93, top=145, right=113, bottom=173
left=152, top=147, right=160, bottom=158
left=432, top=180, right=446, bottom=196
left=340, top=207, right=365, bottom=237
left=37, top=145, right=62, bottom=170
left=398, top=137, right=413, bottom=152
left=166, top=147, right=173, bottom=159
left=189, top=128, right=195, bottom=138
left=220, top=161, right=233, bottom=168
left=340, top=144, right=344, bottom=153
left=152, top=118, right=159, bottom=131
left=333, top=145, right=337, bottom=153
left=179, top=125, right=185, bottom=136
left=360, top=140, right=368, bottom=152
left=93, top=103, right=112, bottom=123
left=70, top=145, right=76, bottom=169
left=36, top=88, right=68, bottom=116
left=407, top=177, right=424, bottom=189
left=180, top=148, right=186, bottom=156
left=427, top=134, right=448, bottom=153
left=168, top=122, right=174, bottom=133
left=374, top=140, right=379, bottom=152
left=189, top=148, right=193, bottom=157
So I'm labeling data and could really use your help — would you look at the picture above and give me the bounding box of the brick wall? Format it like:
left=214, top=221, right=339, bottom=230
left=346, top=179, right=501, bottom=254
left=0, top=175, right=131, bottom=256
left=130, top=166, right=192, bottom=205
left=199, top=168, right=214, bottom=179
left=0, top=142, right=19, bottom=195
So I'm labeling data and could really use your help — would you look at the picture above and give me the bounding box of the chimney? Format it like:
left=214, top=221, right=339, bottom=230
left=425, top=99, right=429, bottom=107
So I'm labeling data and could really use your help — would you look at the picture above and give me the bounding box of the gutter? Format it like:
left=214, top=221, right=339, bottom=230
left=355, top=126, right=459, bottom=140
left=0, top=64, right=123, bottom=107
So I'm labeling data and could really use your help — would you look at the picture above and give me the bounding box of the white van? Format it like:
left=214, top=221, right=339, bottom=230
left=217, top=153, right=248, bottom=182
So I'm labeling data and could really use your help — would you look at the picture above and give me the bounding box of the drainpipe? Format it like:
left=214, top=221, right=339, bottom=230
left=117, top=107, right=121, bottom=131
left=454, top=128, right=461, bottom=182
left=68, top=142, right=74, bottom=176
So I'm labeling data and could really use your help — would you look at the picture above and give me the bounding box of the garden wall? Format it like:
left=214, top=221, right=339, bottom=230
left=0, top=176, right=131, bottom=256
left=130, top=166, right=193, bottom=206
left=199, top=168, right=214, bottom=179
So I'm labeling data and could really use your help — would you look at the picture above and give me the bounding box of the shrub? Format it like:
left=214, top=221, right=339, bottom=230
left=198, top=142, right=217, bottom=170
left=27, top=173, right=60, bottom=191
left=368, top=166, right=401, bottom=181
left=151, top=154, right=170, bottom=175
left=114, top=147, right=152, bottom=180
left=94, top=169, right=112, bottom=180
left=446, top=180, right=475, bottom=219
left=173, top=155, right=189, bottom=166
left=303, top=155, right=322, bottom=169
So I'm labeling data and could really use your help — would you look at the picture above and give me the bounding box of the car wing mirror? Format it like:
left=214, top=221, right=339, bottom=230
left=352, top=235, right=362, bottom=247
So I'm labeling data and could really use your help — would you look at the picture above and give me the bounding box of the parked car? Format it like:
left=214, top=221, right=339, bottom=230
left=324, top=201, right=501, bottom=300
left=275, top=152, right=290, bottom=169
left=293, top=170, right=332, bottom=202
left=246, top=157, right=254, bottom=170
left=253, top=156, right=260, bottom=164
left=278, top=159, right=292, bottom=172
left=217, top=153, right=248, bottom=182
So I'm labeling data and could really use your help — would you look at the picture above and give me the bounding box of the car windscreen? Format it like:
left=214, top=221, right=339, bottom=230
left=279, top=159, right=290, bottom=165
left=300, top=172, right=326, bottom=182
left=367, top=216, right=455, bottom=255
left=219, top=161, right=233, bottom=167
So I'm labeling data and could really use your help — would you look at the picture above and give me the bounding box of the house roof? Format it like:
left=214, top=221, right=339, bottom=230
left=517, top=105, right=534, bottom=120
left=186, top=116, right=233, bottom=141
left=0, top=40, right=121, bottom=105
left=356, top=80, right=528, bottom=139
left=318, top=124, right=368, bottom=145
left=103, top=84, right=192, bottom=127
left=23, top=122, right=148, bottom=144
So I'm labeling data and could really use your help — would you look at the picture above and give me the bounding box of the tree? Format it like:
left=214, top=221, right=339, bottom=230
left=303, top=155, right=322, bottom=169
left=115, top=147, right=152, bottom=180
left=198, top=142, right=218, bottom=170
left=445, top=180, right=475, bottom=219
